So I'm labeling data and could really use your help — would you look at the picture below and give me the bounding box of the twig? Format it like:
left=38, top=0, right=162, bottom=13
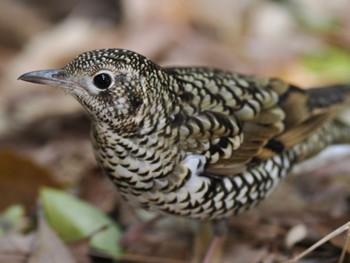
left=338, top=223, right=350, bottom=263
left=283, top=221, right=350, bottom=263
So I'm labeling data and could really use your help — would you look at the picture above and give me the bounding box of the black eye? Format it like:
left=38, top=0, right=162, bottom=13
left=93, top=73, right=112, bottom=90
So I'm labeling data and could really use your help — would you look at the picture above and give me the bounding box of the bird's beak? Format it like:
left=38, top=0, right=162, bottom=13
left=18, top=69, right=72, bottom=87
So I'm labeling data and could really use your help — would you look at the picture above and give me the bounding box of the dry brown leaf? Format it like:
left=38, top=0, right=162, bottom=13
left=0, top=150, right=60, bottom=212
left=313, top=216, right=350, bottom=253
left=67, top=237, right=91, bottom=263
left=0, top=233, right=33, bottom=263
left=223, top=243, right=286, bottom=263
left=29, top=214, right=75, bottom=263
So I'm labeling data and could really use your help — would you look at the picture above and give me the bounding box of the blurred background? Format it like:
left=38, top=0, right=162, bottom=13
left=0, top=0, right=350, bottom=262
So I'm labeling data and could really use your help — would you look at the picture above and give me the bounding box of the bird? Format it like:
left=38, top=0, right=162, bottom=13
left=19, top=48, right=350, bottom=262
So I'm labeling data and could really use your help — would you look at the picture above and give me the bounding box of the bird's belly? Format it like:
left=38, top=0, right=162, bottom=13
left=106, top=150, right=297, bottom=220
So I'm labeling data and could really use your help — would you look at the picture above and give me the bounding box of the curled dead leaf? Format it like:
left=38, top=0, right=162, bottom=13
left=0, top=150, right=60, bottom=212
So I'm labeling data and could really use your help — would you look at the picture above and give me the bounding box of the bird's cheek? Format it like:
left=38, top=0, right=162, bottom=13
left=113, top=98, right=131, bottom=115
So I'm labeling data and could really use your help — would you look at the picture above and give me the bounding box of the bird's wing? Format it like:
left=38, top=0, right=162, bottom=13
left=166, top=67, right=349, bottom=175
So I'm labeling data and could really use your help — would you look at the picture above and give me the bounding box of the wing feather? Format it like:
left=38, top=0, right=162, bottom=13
left=166, top=67, right=349, bottom=176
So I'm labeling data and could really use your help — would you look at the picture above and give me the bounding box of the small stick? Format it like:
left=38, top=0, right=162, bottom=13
left=338, top=222, right=350, bottom=263
left=284, top=221, right=350, bottom=263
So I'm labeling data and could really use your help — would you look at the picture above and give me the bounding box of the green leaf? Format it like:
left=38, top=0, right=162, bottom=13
left=40, top=187, right=122, bottom=258
left=302, top=47, right=350, bottom=83
left=0, top=204, right=25, bottom=237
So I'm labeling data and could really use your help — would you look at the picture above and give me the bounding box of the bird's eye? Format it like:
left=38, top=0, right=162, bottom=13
left=93, top=73, right=112, bottom=90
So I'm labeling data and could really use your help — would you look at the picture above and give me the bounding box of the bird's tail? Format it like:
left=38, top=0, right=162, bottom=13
left=309, top=83, right=350, bottom=136
left=268, top=82, right=350, bottom=162
left=306, top=84, right=350, bottom=110
left=324, top=84, right=350, bottom=129
left=296, top=83, right=350, bottom=161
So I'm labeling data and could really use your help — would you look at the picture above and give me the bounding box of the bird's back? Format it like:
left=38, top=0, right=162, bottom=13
left=166, top=67, right=350, bottom=175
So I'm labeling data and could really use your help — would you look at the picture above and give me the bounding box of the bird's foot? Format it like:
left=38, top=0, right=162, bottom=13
left=119, top=215, right=163, bottom=250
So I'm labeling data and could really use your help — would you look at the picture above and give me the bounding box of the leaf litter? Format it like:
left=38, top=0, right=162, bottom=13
left=0, top=0, right=350, bottom=262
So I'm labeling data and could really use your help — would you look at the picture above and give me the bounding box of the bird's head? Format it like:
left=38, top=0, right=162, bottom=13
left=19, top=49, right=176, bottom=135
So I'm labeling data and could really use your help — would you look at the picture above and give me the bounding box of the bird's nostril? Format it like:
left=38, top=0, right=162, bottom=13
left=52, top=71, right=66, bottom=79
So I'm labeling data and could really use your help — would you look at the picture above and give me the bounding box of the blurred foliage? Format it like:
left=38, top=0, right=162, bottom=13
left=41, top=188, right=122, bottom=258
left=302, top=47, right=350, bottom=82
left=0, top=205, right=25, bottom=237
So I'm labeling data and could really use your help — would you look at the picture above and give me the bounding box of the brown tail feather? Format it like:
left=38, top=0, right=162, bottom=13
left=307, top=84, right=350, bottom=111
left=263, top=84, right=350, bottom=158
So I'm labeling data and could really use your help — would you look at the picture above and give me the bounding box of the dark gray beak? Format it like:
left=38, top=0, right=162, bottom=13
left=18, top=69, right=70, bottom=87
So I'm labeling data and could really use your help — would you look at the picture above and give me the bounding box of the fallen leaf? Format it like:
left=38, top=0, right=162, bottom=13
left=313, top=216, right=350, bottom=253
left=0, top=150, right=60, bottom=212
left=29, top=214, right=75, bottom=263
left=41, top=187, right=122, bottom=258
left=0, top=204, right=25, bottom=236
left=0, top=233, right=33, bottom=263
left=67, top=237, right=91, bottom=263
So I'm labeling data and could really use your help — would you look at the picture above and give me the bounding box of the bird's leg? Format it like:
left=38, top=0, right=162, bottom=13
left=201, top=220, right=228, bottom=263
left=120, top=215, right=163, bottom=248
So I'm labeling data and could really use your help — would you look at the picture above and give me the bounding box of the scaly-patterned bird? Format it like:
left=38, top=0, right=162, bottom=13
left=19, top=49, right=350, bottom=262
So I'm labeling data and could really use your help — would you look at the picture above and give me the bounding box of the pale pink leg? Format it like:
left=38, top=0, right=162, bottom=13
left=120, top=215, right=163, bottom=247
left=202, top=219, right=227, bottom=263
left=202, top=235, right=225, bottom=263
